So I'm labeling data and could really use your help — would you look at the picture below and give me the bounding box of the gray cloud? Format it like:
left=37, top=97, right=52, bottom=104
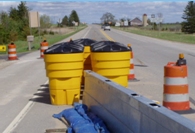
left=0, top=1, right=188, bottom=23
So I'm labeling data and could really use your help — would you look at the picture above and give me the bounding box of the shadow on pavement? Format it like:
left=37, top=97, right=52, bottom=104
left=174, top=108, right=195, bottom=115
left=173, top=97, right=195, bottom=114
left=190, top=97, right=195, bottom=106
left=134, top=64, right=148, bottom=67
left=0, top=51, right=34, bottom=60
left=29, top=84, right=51, bottom=105
left=30, top=84, right=84, bottom=104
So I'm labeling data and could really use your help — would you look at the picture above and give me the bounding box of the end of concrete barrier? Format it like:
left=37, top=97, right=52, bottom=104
left=83, top=70, right=195, bottom=133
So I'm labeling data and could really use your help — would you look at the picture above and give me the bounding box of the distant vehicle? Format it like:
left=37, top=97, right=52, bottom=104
left=104, top=24, right=111, bottom=31
left=101, top=25, right=105, bottom=29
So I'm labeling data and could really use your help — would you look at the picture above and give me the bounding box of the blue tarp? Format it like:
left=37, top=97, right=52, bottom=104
left=53, top=103, right=110, bottom=133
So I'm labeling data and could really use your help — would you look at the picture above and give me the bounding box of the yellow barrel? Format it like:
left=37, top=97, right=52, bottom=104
left=71, top=38, right=96, bottom=85
left=82, top=46, right=92, bottom=85
left=44, top=53, right=83, bottom=105
left=50, top=89, right=80, bottom=105
left=84, top=46, right=91, bottom=65
left=91, top=52, right=130, bottom=87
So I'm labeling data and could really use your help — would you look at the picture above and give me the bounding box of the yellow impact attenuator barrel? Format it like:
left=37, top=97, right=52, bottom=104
left=44, top=53, right=84, bottom=105
left=82, top=46, right=92, bottom=85
left=72, top=38, right=96, bottom=85
left=84, top=46, right=91, bottom=67
left=91, top=51, right=130, bottom=87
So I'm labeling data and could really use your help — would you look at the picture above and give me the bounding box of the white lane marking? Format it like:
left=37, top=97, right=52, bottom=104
left=2, top=80, right=49, bottom=133
left=82, top=27, right=91, bottom=38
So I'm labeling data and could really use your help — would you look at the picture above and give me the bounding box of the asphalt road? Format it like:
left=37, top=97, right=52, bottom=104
left=0, top=24, right=195, bottom=133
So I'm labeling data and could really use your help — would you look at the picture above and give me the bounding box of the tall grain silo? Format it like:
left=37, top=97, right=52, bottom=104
left=143, top=14, right=148, bottom=27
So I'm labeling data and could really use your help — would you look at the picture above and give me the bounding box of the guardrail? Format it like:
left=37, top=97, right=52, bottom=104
left=83, top=70, right=195, bottom=133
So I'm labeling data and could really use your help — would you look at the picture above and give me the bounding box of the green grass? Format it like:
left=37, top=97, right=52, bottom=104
left=113, top=26, right=195, bottom=44
left=0, top=25, right=87, bottom=54
left=145, top=24, right=181, bottom=30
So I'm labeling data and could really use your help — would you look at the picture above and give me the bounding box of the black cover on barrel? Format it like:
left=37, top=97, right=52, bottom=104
left=73, top=38, right=97, bottom=46
left=91, top=41, right=131, bottom=52
left=44, top=40, right=84, bottom=54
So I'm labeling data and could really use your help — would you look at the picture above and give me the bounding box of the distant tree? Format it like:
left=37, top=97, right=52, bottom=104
left=69, top=10, right=80, bottom=26
left=153, top=22, right=157, bottom=30
left=100, top=12, right=115, bottom=24
left=0, top=11, right=10, bottom=43
left=17, top=1, right=28, bottom=20
left=16, top=1, right=30, bottom=39
left=8, top=23, right=18, bottom=41
left=120, top=18, right=126, bottom=22
left=147, top=18, right=151, bottom=25
left=61, top=15, right=69, bottom=26
left=9, top=7, right=19, bottom=21
left=0, top=11, right=9, bottom=25
left=40, top=14, right=52, bottom=28
left=181, top=1, right=195, bottom=33
left=0, top=1, right=32, bottom=43
left=68, top=14, right=74, bottom=26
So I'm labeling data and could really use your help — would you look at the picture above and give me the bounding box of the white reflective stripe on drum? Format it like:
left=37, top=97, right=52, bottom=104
left=129, top=69, right=134, bottom=74
left=8, top=54, right=17, bottom=57
left=130, top=59, right=134, bottom=64
left=41, top=52, right=44, bottom=55
left=41, top=46, right=48, bottom=50
left=163, top=94, right=189, bottom=102
left=130, top=59, right=133, bottom=64
left=164, top=77, right=188, bottom=85
left=8, top=48, right=16, bottom=52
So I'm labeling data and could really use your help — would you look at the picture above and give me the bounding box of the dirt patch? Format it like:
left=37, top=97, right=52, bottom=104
left=45, top=27, right=77, bottom=34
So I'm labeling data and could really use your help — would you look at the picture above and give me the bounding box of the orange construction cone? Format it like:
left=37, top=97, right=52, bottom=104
left=127, top=44, right=137, bottom=81
left=8, top=42, right=18, bottom=60
left=163, top=53, right=190, bottom=111
left=128, top=51, right=135, bottom=80
left=69, top=38, right=72, bottom=42
left=40, top=38, right=49, bottom=58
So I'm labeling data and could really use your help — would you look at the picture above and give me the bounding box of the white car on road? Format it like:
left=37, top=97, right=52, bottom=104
left=104, top=25, right=111, bottom=31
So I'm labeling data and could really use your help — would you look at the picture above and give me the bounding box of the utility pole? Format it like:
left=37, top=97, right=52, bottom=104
left=151, top=14, right=155, bottom=30
left=59, top=18, right=61, bottom=34
left=157, top=13, right=163, bottom=36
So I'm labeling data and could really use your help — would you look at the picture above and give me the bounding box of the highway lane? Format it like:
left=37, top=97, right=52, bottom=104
left=68, top=25, right=195, bottom=121
left=0, top=27, right=92, bottom=133
left=93, top=25, right=195, bottom=121
left=1, top=24, right=195, bottom=133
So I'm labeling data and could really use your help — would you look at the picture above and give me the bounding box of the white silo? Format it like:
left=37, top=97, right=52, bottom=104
left=143, top=14, right=148, bottom=27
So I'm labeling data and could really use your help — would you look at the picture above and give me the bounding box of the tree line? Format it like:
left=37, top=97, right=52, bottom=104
left=0, top=1, right=80, bottom=44
left=182, top=1, right=195, bottom=33
left=101, top=1, right=195, bottom=34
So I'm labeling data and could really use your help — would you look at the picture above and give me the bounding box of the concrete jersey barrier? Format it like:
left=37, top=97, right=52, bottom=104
left=83, top=70, right=195, bottom=133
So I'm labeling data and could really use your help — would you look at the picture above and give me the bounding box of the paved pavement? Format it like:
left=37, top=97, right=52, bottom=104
left=1, top=25, right=195, bottom=133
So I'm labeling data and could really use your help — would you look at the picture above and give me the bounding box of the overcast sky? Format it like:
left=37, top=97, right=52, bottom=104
left=0, top=1, right=189, bottom=24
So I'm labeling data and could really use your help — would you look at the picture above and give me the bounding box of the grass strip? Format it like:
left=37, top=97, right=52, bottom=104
left=0, top=26, right=87, bottom=55
left=113, top=27, right=195, bottom=44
